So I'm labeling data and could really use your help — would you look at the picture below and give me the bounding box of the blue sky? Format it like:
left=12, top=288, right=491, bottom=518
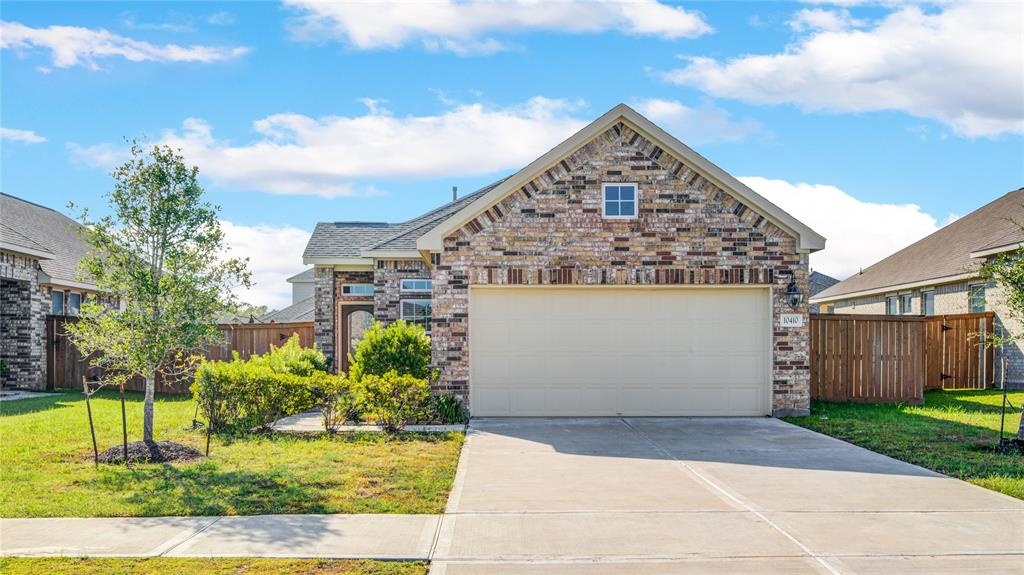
left=2, top=1, right=1022, bottom=308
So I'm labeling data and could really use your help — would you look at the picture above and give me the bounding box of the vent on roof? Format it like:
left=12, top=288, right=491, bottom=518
left=333, top=222, right=389, bottom=228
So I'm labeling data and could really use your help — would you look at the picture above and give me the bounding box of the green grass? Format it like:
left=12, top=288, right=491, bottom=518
left=0, top=390, right=463, bottom=518
left=0, top=558, right=426, bottom=575
left=785, top=389, right=1024, bottom=499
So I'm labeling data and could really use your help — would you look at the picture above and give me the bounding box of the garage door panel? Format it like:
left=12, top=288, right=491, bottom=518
left=470, top=288, right=771, bottom=417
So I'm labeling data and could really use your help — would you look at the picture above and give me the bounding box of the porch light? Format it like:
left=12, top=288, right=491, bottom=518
left=785, top=280, right=803, bottom=308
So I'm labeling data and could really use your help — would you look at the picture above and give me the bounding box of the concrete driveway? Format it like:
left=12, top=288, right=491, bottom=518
left=430, top=418, right=1024, bottom=574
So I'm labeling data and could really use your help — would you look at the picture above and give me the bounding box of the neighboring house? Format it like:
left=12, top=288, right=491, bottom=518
left=0, top=193, right=104, bottom=388
left=287, top=268, right=315, bottom=302
left=808, top=270, right=840, bottom=313
left=303, top=104, right=825, bottom=417
left=810, top=188, right=1024, bottom=383
left=257, top=268, right=316, bottom=323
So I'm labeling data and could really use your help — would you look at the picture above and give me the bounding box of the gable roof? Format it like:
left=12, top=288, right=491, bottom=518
left=302, top=181, right=501, bottom=264
left=812, top=188, right=1024, bottom=302
left=1, top=193, right=96, bottom=289
left=417, top=103, right=826, bottom=253
left=809, top=271, right=840, bottom=297
left=287, top=268, right=315, bottom=283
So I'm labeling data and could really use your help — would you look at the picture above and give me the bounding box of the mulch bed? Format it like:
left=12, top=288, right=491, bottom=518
left=996, top=438, right=1024, bottom=456
left=97, top=441, right=204, bottom=464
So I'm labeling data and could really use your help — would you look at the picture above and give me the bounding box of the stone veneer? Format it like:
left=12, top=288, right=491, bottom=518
left=0, top=250, right=47, bottom=388
left=429, top=121, right=811, bottom=416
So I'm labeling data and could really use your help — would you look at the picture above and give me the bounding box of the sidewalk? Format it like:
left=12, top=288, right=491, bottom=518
left=0, top=514, right=440, bottom=560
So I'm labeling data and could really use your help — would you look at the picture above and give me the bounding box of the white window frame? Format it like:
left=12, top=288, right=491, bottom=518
left=400, top=299, right=432, bottom=334
left=601, top=183, right=638, bottom=220
left=51, top=290, right=65, bottom=315
left=67, top=292, right=82, bottom=316
left=968, top=284, right=985, bottom=313
left=899, top=293, right=913, bottom=315
left=921, top=290, right=935, bottom=316
left=885, top=295, right=899, bottom=315
left=400, top=278, right=432, bottom=293
left=341, top=284, right=374, bottom=296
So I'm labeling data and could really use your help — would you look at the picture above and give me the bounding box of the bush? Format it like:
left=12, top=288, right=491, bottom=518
left=192, top=335, right=327, bottom=433
left=349, top=320, right=431, bottom=382
left=312, top=372, right=359, bottom=433
left=356, top=370, right=431, bottom=434
left=427, top=394, right=469, bottom=424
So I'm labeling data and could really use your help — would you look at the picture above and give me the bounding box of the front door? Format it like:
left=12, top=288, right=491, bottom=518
left=340, top=305, right=374, bottom=372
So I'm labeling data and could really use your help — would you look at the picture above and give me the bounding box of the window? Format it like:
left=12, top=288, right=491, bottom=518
left=400, top=279, right=432, bottom=293
left=50, top=290, right=64, bottom=315
left=921, top=291, right=935, bottom=316
left=899, top=293, right=913, bottom=315
left=341, top=284, right=374, bottom=296
left=400, top=299, right=432, bottom=334
left=602, top=183, right=637, bottom=219
left=886, top=295, right=899, bottom=315
left=969, top=285, right=985, bottom=313
left=67, top=293, right=82, bottom=316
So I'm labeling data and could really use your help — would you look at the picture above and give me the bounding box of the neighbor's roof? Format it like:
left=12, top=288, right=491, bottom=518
left=813, top=188, right=1024, bottom=302
left=259, top=296, right=314, bottom=323
left=808, top=271, right=839, bottom=297
left=302, top=180, right=503, bottom=262
left=287, top=268, right=315, bottom=283
left=0, top=193, right=96, bottom=289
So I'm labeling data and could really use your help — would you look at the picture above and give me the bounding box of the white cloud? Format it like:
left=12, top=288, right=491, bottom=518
left=0, top=20, right=250, bottom=70
left=70, top=98, right=590, bottom=197
left=661, top=2, right=1024, bottom=137
left=207, top=11, right=235, bottom=26
left=284, top=0, right=710, bottom=54
left=1, top=127, right=46, bottom=144
left=632, top=98, right=768, bottom=144
left=788, top=8, right=864, bottom=32
left=740, top=176, right=941, bottom=279
left=220, top=221, right=311, bottom=310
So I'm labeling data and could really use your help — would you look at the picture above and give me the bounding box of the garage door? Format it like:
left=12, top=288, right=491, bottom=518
left=470, top=287, right=770, bottom=416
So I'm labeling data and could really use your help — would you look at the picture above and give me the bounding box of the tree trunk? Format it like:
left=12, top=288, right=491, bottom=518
left=143, top=372, right=156, bottom=443
left=1018, top=411, right=1024, bottom=441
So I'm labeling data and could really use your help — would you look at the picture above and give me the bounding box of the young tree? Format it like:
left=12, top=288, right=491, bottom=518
left=979, top=250, right=1024, bottom=442
left=68, top=142, right=250, bottom=444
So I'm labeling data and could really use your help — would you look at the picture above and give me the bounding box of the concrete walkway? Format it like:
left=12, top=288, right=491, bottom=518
left=429, top=417, right=1024, bottom=574
left=0, top=515, right=439, bottom=560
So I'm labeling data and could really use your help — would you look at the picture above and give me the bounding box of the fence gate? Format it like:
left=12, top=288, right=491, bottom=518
left=811, top=312, right=994, bottom=403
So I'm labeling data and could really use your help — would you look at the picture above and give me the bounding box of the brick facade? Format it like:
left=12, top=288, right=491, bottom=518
left=0, top=250, right=47, bottom=388
left=373, top=259, right=431, bottom=324
left=314, top=267, right=374, bottom=372
left=428, top=121, right=811, bottom=416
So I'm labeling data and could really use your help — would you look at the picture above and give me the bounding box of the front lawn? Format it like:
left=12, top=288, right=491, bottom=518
left=0, top=558, right=426, bottom=575
left=785, top=389, right=1024, bottom=500
left=0, top=390, right=463, bottom=517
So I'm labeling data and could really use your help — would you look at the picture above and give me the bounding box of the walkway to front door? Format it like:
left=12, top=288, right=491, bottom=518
left=429, top=417, right=1024, bottom=574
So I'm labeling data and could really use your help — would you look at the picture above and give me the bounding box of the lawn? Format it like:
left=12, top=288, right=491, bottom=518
left=0, top=390, right=463, bottom=517
left=0, top=558, right=426, bottom=575
left=785, top=389, right=1024, bottom=500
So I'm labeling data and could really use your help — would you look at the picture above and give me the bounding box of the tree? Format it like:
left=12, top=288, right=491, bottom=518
left=979, top=249, right=1024, bottom=442
left=68, top=142, right=250, bottom=444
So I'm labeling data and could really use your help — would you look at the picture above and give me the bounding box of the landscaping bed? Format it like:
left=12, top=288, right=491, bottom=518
left=0, top=558, right=426, bottom=575
left=0, top=390, right=463, bottom=518
left=785, top=389, right=1024, bottom=500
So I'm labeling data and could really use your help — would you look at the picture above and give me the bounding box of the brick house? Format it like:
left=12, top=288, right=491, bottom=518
left=811, top=188, right=1024, bottom=385
left=1, top=193, right=105, bottom=388
left=304, top=104, right=825, bottom=417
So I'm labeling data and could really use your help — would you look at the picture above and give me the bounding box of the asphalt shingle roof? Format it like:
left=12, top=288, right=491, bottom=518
left=1, top=193, right=95, bottom=287
left=303, top=178, right=506, bottom=259
left=259, top=296, right=314, bottom=323
left=814, top=188, right=1024, bottom=300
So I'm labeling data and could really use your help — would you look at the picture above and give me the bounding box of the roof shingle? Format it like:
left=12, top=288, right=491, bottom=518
left=1, top=193, right=95, bottom=288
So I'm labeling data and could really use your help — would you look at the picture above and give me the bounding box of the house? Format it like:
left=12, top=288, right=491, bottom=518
left=259, top=269, right=315, bottom=323
left=808, top=270, right=839, bottom=313
left=810, top=188, right=1024, bottom=383
left=0, top=193, right=104, bottom=388
left=303, top=104, right=825, bottom=417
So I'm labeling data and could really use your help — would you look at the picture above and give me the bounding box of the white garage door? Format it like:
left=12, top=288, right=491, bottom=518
left=470, top=287, right=771, bottom=416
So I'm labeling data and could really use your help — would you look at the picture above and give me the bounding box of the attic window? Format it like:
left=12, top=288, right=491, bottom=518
left=603, top=184, right=637, bottom=219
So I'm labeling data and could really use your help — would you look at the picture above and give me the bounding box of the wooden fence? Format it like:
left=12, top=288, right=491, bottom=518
left=46, top=316, right=314, bottom=394
left=810, top=312, right=995, bottom=404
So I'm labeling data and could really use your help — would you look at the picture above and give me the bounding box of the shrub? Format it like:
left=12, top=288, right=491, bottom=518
left=356, top=370, right=431, bottom=434
left=427, top=394, right=469, bottom=424
left=311, top=372, right=359, bottom=433
left=349, top=320, right=431, bottom=382
left=191, top=335, right=327, bottom=433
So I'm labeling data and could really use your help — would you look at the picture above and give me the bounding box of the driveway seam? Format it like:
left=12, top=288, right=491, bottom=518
left=618, top=418, right=844, bottom=575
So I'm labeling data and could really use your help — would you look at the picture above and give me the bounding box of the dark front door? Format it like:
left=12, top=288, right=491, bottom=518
left=340, top=305, right=374, bottom=372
